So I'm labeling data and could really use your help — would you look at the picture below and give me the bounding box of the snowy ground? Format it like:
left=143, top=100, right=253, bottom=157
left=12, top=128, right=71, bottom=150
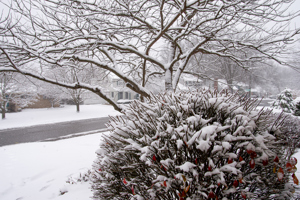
left=0, top=104, right=120, bottom=130
left=0, top=132, right=104, bottom=200
left=0, top=104, right=300, bottom=199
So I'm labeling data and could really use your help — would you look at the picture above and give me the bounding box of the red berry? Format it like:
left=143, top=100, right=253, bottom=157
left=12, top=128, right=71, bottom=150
left=233, top=180, right=239, bottom=187
left=131, top=185, right=135, bottom=195
left=208, top=166, right=212, bottom=171
left=250, top=152, right=257, bottom=159
left=277, top=167, right=284, bottom=181
left=247, top=149, right=254, bottom=154
left=290, top=157, right=298, bottom=166
left=153, top=155, right=157, bottom=161
left=262, top=159, right=268, bottom=166
left=239, top=156, right=243, bottom=162
left=293, top=173, right=299, bottom=185
left=228, top=157, right=233, bottom=164
left=208, top=191, right=215, bottom=198
left=274, top=156, right=279, bottom=163
left=161, top=165, right=167, bottom=171
left=250, top=159, right=255, bottom=169
left=241, top=191, right=247, bottom=199
left=286, top=162, right=293, bottom=171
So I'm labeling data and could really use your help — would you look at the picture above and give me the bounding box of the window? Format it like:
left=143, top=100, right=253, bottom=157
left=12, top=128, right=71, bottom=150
left=129, top=93, right=131, bottom=99
left=117, top=80, right=124, bottom=86
left=111, top=92, right=114, bottom=98
left=125, top=92, right=128, bottom=99
left=118, top=92, right=123, bottom=100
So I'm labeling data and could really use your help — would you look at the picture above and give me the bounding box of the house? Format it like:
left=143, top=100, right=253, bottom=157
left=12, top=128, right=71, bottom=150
left=183, top=75, right=203, bottom=88
left=83, top=77, right=139, bottom=105
left=110, top=78, right=139, bottom=102
left=179, top=74, right=216, bottom=91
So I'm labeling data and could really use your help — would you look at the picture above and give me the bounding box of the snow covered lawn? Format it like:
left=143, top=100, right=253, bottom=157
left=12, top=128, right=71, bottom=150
left=0, top=132, right=105, bottom=200
left=0, top=104, right=120, bottom=130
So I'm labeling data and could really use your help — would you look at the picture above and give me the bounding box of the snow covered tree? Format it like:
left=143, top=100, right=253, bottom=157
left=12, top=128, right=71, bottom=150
left=1, top=0, right=299, bottom=111
left=45, top=61, right=107, bottom=112
left=0, top=72, right=37, bottom=119
left=272, top=88, right=295, bottom=113
left=91, top=90, right=298, bottom=200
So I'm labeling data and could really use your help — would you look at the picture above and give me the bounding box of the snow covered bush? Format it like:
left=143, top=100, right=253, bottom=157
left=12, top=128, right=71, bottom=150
left=91, top=90, right=298, bottom=200
left=276, top=112, right=300, bottom=150
left=272, top=88, right=295, bottom=113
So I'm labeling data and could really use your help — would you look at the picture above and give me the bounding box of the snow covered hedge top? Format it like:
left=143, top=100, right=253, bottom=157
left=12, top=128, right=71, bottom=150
left=92, top=89, right=297, bottom=200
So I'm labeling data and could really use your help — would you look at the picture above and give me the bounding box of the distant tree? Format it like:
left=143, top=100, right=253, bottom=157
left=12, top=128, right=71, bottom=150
left=0, top=72, right=37, bottom=119
left=272, top=88, right=295, bottom=113
left=46, top=61, right=107, bottom=112
left=1, top=0, right=299, bottom=111
left=187, top=53, right=247, bottom=92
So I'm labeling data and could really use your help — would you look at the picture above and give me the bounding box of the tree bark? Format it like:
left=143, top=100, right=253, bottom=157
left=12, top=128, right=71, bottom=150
left=165, top=42, right=176, bottom=92
left=165, top=68, right=173, bottom=92
left=76, top=102, right=80, bottom=113
left=1, top=101, right=6, bottom=119
left=2, top=109, right=5, bottom=119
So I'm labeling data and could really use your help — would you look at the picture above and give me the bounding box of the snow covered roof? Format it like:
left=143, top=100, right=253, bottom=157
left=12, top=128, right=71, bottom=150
left=182, top=74, right=202, bottom=82
left=177, top=83, right=189, bottom=91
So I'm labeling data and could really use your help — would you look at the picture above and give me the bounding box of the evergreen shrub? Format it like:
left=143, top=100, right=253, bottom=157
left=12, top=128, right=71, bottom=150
left=272, top=89, right=295, bottom=113
left=91, top=90, right=298, bottom=200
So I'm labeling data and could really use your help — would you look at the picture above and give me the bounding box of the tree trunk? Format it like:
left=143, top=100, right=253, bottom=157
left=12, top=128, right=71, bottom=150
left=1, top=101, right=6, bottom=119
left=2, top=109, right=5, bottom=119
left=76, top=102, right=80, bottom=113
left=227, top=79, right=233, bottom=94
left=165, top=42, right=176, bottom=92
left=165, top=68, right=173, bottom=92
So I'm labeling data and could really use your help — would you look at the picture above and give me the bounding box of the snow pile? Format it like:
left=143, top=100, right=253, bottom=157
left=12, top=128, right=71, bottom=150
left=91, top=90, right=298, bottom=200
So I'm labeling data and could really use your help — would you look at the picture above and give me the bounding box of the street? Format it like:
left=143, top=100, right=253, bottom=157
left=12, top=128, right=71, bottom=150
left=0, top=117, right=110, bottom=147
left=258, top=98, right=274, bottom=107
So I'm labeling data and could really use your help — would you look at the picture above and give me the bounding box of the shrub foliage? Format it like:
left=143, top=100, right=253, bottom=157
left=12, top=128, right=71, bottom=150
left=91, top=90, right=298, bottom=200
left=272, top=89, right=295, bottom=113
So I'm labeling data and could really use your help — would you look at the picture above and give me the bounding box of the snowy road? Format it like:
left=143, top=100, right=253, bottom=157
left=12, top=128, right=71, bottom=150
left=0, top=117, right=109, bottom=147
